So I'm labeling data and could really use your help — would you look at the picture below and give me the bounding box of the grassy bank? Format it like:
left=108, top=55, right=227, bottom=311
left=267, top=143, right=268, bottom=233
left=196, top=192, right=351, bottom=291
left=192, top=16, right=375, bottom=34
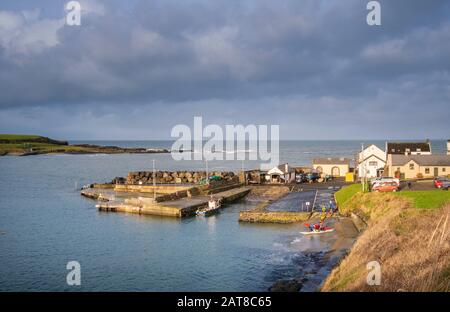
left=322, top=188, right=450, bottom=291
left=335, top=184, right=362, bottom=207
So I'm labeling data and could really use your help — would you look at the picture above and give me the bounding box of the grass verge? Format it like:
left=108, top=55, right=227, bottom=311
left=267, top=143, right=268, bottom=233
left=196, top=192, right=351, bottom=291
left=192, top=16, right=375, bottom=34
left=335, top=184, right=362, bottom=207
left=393, top=190, right=450, bottom=209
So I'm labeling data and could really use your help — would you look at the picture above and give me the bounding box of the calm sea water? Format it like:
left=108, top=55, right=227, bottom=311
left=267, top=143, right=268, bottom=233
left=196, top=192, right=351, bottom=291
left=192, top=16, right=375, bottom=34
left=0, top=140, right=446, bottom=291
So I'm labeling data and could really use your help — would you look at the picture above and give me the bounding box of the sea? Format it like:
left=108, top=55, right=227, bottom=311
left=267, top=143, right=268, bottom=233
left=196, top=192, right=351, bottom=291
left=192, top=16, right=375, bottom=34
left=0, top=140, right=446, bottom=291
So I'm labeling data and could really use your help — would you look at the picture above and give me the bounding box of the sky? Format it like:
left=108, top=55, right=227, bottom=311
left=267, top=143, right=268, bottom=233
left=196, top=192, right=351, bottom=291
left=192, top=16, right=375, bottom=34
left=0, top=0, right=449, bottom=140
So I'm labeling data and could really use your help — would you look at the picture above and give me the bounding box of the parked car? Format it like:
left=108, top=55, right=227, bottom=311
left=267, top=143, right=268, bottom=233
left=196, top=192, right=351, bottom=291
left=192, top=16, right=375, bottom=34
left=295, top=173, right=307, bottom=183
left=306, top=172, right=320, bottom=183
left=372, top=181, right=399, bottom=192
left=434, top=177, right=450, bottom=190
left=371, top=177, right=400, bottom=188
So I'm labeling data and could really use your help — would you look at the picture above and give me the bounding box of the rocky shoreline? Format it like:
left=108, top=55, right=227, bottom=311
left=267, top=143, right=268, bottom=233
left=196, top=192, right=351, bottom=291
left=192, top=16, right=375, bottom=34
left=126, top=170, right=237, bottom=184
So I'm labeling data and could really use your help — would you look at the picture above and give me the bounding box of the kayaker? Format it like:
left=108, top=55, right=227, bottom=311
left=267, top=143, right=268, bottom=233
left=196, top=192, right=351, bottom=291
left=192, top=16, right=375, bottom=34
left=320, top=206, right=327, bottom=221
left=320, top=206, right=327, bottom=231
left=328, top=201, right=335, bottom=217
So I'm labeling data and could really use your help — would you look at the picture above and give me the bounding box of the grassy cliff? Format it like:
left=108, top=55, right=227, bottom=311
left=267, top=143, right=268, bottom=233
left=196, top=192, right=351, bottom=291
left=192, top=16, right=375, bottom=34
left=323, top=186, right=450, bottom=292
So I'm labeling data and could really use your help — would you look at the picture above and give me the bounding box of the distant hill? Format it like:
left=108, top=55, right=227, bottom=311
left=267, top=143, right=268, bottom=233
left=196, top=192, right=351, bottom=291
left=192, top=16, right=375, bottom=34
left=0, top=134, right=169, bottom=156
left=0, top=134, right=68, bottom=145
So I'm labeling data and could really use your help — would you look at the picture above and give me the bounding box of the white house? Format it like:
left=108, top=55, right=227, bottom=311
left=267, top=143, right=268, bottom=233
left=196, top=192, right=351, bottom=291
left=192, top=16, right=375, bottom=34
left=447, top=140, right=450, bottom=155
left=266, top=163, right=295, bottom=183
left=358, top=144, right=386, bottom=178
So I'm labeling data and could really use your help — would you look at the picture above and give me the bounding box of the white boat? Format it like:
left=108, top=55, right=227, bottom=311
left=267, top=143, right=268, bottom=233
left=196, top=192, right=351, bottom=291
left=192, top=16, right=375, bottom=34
left=196, top=197, right=222, bottom=216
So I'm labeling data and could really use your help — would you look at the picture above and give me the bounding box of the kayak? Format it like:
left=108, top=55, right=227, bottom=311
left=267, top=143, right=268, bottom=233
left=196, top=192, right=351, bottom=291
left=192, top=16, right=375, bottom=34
left=300, top=228, right=335, bottom=235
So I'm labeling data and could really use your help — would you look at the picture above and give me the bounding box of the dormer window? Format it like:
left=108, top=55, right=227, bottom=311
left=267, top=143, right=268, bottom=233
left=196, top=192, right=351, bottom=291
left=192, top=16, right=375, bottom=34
left=405, top=148, right=410, bottom=153
left=416, top=148, right=421, bottom=152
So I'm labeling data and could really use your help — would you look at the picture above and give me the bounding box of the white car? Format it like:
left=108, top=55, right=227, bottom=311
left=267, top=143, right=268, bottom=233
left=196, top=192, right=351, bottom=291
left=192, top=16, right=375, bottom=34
left=370, top=177, right=400, bottom=188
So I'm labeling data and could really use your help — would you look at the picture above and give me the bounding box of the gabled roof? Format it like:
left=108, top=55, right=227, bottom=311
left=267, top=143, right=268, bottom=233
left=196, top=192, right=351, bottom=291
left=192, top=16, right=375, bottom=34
left=386, top=142, right=431, bottom=154
left=268, top=163, right=295, bottom=175
left=360, top=154, right=386, bottom=164
left=390, top=154, right=450, bottom=166
left=313, top=157, right=350, bottom=165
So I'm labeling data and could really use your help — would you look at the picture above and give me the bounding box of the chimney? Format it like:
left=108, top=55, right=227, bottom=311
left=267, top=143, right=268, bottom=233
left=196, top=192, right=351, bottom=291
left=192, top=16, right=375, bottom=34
left=285, top=163, right=288, bottom=173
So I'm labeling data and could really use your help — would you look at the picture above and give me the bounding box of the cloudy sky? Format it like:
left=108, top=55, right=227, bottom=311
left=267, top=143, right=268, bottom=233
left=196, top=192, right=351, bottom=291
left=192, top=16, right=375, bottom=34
left=0, top=0, right=449, bottom=140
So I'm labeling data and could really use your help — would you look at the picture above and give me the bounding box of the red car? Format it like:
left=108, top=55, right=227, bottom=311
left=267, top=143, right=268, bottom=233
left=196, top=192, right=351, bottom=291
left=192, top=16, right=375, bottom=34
left=434, top=178, right=450, bottom=189
left=372, top=181, right=399, bottom=192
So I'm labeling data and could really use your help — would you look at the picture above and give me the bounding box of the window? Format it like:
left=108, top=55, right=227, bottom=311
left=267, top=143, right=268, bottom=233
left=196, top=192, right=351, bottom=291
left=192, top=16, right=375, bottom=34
left=443, top=168, right=446, bottom=172
left=369, top=161, right=378, bottom=167
left=425, top=168, right=430, bottom=174
left=409, top=163, right=415, bottom=170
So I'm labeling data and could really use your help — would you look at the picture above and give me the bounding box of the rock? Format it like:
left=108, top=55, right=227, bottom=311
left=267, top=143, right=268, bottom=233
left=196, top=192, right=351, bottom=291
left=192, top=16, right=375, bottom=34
left=268, top=280, right=302, bottom=292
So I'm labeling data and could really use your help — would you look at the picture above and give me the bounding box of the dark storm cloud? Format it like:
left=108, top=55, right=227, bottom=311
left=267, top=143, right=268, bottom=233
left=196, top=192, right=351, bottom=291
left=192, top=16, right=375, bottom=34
left=0, top=0, right=449, bottom=139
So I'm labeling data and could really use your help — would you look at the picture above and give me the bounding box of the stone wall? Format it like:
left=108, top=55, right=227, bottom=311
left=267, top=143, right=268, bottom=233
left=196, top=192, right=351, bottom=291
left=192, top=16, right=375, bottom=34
left=126, top=171, right=237, bottom=184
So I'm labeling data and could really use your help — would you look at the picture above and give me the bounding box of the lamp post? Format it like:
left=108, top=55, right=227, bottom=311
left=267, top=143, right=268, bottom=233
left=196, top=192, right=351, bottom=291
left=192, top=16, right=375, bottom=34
left=152, top=159, right=156, bottom=199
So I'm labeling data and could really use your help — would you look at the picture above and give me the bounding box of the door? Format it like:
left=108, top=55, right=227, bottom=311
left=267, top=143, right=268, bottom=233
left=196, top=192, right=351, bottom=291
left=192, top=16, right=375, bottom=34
left=331, top=166, right=340, bottom=177
left=434, top=167, right=439, bottom=177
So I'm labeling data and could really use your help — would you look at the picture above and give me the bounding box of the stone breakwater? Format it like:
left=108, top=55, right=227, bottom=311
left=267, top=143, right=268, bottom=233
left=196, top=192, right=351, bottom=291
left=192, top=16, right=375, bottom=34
left=126, top=171, right=237, bottom=184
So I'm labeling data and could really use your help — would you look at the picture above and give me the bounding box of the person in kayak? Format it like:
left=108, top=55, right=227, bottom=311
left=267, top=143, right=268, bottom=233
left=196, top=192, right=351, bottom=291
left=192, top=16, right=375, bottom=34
left=320, top=206, right=327, bottom=230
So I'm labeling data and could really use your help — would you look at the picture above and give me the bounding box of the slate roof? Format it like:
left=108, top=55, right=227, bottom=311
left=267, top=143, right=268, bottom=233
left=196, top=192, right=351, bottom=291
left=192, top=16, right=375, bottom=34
left=386, top=142, right=431, bottom=154
left=390, top=154, right=450, bottom=166
left=312, top=157, right=350, bottom=165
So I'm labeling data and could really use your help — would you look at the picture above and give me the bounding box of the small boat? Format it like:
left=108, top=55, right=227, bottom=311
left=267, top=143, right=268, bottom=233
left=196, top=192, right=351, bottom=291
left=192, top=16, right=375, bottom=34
left=196, top=197, right=222, bottom=216
left=300, top=228, right=335, bottom=235
left=300, top=223, right=334, bottom=235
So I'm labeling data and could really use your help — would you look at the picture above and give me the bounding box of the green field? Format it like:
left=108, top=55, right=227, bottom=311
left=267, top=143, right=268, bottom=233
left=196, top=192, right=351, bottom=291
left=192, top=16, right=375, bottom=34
left=0, top=133, right=162, bottom=156
left=0, top=134, right=71, bottom=155
left=393, top=190, right=450, bottom=209
left=0, top=134, right=42, bottom=140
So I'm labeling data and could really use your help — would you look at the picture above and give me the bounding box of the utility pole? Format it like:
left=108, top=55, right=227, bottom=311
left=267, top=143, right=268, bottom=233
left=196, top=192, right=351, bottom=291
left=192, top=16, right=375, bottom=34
left=361, top=143, right=365, bottom=192
left=206, top=160, right=209, bottom=185
left=152, top=159, right=156, bottom=199
left=242, top=159, right=245, bottom=186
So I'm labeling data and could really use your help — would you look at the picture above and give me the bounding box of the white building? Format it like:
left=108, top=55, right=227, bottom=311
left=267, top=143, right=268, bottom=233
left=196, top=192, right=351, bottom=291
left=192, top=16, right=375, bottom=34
left=358, top=144, right=386, bottom=178
left=266, top=163, right=295, bottom=183
left=312, top=158, right=351, bottom=177
left=447, top=140, right=450, bottom=155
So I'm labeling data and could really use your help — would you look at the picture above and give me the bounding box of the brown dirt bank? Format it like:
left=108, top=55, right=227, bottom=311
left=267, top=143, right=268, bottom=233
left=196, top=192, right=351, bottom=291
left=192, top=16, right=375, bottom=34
left=322, top=193, right=450, bottom=292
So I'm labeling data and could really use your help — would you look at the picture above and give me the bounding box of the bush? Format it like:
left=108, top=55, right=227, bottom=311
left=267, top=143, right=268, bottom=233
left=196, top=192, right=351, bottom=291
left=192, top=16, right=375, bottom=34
left=416, top=173, right=424, bottom=179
